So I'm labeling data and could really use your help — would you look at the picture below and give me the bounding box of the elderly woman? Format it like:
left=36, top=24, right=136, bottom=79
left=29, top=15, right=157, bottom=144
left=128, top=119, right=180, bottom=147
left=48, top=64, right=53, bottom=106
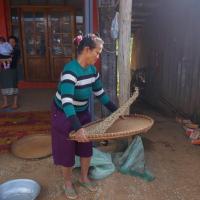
left=51, top=33, right=117, bottom=199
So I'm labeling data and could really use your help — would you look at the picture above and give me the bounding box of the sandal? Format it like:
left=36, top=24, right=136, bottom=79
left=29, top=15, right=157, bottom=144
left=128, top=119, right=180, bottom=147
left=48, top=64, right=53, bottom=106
left=78, top=180, right=98, bottom=192
left=63, top=185, right=78, bottom=199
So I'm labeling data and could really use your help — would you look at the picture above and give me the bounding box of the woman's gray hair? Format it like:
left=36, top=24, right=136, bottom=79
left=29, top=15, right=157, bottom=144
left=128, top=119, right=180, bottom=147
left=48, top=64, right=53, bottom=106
left=76, top=33, right=104, bottom=55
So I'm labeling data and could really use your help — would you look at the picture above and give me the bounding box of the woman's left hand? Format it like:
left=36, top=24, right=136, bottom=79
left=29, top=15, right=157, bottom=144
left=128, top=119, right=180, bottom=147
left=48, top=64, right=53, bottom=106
left=74, top=128, right=90, bottom=142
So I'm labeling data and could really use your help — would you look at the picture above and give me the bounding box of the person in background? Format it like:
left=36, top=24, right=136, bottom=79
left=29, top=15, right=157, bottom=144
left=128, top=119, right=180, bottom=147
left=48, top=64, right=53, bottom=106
left=51, top=33, right=117, bottom=199
left=0, top=36, right=20, bottom=109
left=73, top=30, right=83, bottom=47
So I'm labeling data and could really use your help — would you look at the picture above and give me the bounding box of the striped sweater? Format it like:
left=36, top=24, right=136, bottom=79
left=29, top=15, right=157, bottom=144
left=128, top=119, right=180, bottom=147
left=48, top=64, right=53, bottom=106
left=54, top=60, right=117, bottom=130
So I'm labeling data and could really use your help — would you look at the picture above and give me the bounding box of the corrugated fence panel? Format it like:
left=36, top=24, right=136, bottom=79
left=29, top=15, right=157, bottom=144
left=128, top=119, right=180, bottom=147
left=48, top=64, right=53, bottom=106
left=133, top=0, right=200, bottom=116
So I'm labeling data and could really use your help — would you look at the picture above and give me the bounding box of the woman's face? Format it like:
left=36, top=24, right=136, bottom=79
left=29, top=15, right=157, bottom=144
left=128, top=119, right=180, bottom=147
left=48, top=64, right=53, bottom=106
left=9, top=38, right=16, bottom=48
left=85, top=43, right=103, bottom=65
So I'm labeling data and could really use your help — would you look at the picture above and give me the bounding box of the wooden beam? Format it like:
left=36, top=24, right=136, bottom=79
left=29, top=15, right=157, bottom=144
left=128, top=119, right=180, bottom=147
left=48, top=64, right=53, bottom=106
left=132, top=18, right=146, bottom=23
left=132, top=26, right=143, bottom=33
left=133, top=2, right=160, bottom=9
left=132, top=11, right=152, bottom=18
left=117, top=0, right=132, bottom=109
left=132, top=24, right=144, bottom=29
left=131, top=21, right=145, bottom=27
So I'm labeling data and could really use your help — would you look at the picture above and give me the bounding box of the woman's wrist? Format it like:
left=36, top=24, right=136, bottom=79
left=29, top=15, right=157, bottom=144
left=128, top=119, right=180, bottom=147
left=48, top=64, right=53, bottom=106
left=105, top=101, right=118, bottom=112
left=68, top=115, right=82, bottom=131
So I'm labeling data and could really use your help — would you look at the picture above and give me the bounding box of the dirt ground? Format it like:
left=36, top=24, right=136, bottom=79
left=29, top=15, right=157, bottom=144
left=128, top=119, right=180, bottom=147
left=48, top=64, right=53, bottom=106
left=0, top=108, right=200, bottom=200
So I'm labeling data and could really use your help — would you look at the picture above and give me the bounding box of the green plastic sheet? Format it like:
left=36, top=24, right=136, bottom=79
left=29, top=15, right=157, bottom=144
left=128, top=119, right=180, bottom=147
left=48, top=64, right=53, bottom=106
left=75, top=136, right=155, bottom=181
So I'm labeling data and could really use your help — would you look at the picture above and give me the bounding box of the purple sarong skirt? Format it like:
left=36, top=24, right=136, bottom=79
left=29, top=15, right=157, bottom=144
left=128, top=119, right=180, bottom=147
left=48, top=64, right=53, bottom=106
left=51, top=102, right=93, bottom=167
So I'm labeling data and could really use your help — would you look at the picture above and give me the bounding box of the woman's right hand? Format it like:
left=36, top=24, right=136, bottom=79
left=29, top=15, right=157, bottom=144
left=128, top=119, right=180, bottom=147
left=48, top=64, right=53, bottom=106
left=74, top=128, right=89, bottom=142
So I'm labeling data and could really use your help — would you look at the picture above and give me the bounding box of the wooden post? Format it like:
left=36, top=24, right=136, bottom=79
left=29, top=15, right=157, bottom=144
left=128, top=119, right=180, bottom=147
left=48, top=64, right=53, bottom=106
left=117, top=0, right=133, bottom=145
left=117, top=0, right=133, bottom=110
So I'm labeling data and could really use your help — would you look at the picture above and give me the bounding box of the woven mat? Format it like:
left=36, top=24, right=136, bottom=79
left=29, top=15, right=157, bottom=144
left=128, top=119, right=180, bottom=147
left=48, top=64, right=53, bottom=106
left=0, top=111, right=51, bottom=153
left=11, top=134, right=52, bottom=159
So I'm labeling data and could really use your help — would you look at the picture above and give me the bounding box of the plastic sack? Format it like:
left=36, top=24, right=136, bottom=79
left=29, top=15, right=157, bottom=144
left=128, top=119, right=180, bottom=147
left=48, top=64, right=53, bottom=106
left=112, top=136, right=155, bottom=182
left=111, top=12, right=119, bottom=39
left=74, top=136, right=154, bottom=181
left=75, top=148, right=115, bottom=180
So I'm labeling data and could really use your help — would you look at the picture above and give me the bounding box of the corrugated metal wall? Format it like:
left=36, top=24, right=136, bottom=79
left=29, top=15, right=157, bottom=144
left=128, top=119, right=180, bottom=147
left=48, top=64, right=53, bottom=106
left=132, top=0, right=200, bottom=117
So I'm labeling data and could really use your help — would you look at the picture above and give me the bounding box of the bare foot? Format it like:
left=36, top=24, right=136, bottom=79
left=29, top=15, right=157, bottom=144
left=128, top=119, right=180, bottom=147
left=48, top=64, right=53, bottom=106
left=0, top=104, right=9, bottom=109
left=64, top=181, right=73, bottom=190
left=11, top=104, right=19, bottom=109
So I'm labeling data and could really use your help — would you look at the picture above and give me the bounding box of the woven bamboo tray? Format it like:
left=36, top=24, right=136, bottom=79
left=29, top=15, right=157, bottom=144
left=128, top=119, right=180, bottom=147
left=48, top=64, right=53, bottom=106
left=69, top=114, right=154, bottom=141
left=11, top=134, right=52, bottom=159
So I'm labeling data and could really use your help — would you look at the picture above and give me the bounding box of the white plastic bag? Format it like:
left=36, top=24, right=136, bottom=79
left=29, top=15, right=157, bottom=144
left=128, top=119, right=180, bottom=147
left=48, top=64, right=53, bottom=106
left=111, top=12, right=119, bottom=39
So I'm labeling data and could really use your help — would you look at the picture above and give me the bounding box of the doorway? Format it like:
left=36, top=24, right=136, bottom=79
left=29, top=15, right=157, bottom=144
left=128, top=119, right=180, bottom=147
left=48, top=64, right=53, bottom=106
left=18, top=7, right=75, bottom=82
